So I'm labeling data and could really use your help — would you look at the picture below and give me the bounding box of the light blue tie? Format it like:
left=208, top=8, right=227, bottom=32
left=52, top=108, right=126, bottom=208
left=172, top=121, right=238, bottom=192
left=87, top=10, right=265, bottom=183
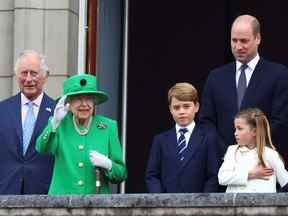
left=23, top=102, right=36, bottom=155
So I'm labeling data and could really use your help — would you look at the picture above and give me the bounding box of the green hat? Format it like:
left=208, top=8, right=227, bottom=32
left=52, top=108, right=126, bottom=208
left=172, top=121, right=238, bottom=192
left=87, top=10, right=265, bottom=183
left=61, top=74, right=108, bottom=105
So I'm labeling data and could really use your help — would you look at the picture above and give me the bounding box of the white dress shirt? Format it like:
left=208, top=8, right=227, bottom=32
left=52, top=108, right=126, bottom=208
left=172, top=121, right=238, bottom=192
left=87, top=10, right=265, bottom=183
left=218, top=144, right=288, bottom=193
left=175, top=121, right=195, bottom=145
left=21, top=93, right=44, bottom=126
left=236, top=53, right=260, bottom=87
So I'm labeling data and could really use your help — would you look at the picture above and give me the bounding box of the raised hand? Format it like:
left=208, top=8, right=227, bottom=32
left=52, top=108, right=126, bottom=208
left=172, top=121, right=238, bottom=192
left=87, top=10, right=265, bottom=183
left=51, top=95, right=70, bottom=131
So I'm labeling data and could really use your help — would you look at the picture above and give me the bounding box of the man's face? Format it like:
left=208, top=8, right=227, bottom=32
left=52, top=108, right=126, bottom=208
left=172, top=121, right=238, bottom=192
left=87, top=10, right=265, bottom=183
left=231, top=21, right=261, bottom=64
left=16, top=54, right=47, bottom=100
left=169, top=97, right=199, bottom=127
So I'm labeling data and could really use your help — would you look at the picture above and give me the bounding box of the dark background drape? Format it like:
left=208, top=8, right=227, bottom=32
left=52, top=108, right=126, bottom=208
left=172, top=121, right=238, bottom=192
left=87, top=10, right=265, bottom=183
left=125, top=0, right=288, bottom=193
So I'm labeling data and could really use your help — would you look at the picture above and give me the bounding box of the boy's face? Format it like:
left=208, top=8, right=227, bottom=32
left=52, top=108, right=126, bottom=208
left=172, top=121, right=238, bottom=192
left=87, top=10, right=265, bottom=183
left=169, top=97, right=199, bottom=127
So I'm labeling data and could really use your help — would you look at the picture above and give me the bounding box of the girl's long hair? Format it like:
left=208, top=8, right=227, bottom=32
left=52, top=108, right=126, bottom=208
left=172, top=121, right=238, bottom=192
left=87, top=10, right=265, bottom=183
left=235, top=108, right=281, bottom=167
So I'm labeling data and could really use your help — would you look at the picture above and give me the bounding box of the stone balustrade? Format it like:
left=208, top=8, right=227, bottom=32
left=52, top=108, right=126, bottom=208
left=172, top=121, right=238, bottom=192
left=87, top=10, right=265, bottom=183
left=0, top=193, right=288, bottom=216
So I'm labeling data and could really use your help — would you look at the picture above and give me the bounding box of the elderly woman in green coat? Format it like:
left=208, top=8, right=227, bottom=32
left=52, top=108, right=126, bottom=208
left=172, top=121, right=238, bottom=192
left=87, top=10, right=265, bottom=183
left=36, top=74, right=127, bottom=194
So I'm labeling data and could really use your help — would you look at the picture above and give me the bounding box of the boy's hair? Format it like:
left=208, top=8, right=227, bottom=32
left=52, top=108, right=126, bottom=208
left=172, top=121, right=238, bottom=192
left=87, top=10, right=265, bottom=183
left=168, top=82, right=198, bottom=105
left=235, top=108, right=280, bottom=167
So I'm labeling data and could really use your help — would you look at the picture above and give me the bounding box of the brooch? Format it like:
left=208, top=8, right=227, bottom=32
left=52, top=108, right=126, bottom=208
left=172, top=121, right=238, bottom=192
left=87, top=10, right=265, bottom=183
left=97, top=122, right=107, bottom=129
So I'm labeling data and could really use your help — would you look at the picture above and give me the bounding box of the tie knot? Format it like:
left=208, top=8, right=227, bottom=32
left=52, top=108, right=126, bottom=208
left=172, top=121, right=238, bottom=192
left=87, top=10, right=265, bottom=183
left=179, top=128, right=188, bottom=135
left=240, top=64, right=248, bottom=72
left=27, top=101, right=34, bottom=108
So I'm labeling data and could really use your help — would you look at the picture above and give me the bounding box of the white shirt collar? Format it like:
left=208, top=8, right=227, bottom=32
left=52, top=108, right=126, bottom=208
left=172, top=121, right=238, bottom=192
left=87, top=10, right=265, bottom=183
left=238, top=145, right=257, bottom=153
left=236, top=53, right=260, bottom=72
left=21, top=92, right=44, bottom=107
left=175, top=121, right=195, bottom=134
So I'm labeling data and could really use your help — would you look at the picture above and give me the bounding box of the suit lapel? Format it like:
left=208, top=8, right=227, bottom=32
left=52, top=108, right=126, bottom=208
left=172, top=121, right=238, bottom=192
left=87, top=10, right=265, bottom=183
left=241, top=58, right=264, bottom=108
left=32, top=94, right=52, bottom=139
left=180, top=126, right=203, bottom=168
left=165, top=128, right=181, bottom=168
left=226, top=63, right=239, bottom=110
left=8, top=94, right=23, bottom=156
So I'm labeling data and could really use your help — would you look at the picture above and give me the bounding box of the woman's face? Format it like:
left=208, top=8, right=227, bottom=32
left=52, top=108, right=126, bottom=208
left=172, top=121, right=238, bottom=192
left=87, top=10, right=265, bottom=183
left=69, top=94, right=95, bottom=122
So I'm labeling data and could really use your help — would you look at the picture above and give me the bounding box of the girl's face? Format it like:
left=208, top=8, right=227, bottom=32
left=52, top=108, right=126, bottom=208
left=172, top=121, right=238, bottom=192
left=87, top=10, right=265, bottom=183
left=234, top=117, right=256, bottom=148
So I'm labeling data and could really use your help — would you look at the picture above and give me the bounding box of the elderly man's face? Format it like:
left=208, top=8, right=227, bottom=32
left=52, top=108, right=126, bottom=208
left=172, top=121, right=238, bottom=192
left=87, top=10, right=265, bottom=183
left=16, top=54, right=48, bottom=100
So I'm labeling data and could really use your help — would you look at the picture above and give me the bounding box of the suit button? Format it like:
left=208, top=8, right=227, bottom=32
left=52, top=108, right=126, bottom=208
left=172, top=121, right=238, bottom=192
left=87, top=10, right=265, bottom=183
left=78, top=162, right=84, bottom=168
left=79, top=145, right=84, bottom=150
left=78, top=180, right=84, bottom=186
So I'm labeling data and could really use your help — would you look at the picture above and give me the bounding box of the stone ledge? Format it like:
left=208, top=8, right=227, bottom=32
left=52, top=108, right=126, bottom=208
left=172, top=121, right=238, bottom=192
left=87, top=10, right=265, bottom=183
left=0, top=193, right=288, bottom=208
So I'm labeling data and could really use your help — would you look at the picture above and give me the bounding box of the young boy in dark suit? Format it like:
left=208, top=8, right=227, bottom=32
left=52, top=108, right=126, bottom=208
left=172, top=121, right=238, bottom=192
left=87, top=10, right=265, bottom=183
left=145, top=82, right=220, bottom=193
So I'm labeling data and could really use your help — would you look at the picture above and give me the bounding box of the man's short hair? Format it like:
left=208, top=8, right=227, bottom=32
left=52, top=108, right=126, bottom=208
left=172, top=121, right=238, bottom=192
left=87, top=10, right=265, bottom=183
left=14, top=50, right=49, bottom=75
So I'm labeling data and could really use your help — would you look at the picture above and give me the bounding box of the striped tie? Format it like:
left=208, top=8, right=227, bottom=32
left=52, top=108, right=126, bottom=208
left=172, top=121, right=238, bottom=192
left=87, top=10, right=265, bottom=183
left=177, top=128, right=188, bottom=162
left=22, top=101, right=36, bottom=155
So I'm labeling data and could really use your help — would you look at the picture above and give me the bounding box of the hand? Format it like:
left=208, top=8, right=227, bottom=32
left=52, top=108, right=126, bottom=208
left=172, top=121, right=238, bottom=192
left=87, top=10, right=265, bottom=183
left=89, top=150, right=112, bottom=171
left=248, top=164, right=274, bottom=180
left=51, top=95, right=70, bottom=131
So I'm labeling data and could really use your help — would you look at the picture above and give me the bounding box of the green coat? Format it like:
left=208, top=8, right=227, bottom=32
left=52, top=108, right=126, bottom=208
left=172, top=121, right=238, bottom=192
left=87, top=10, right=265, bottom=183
left=36, top=113, right=127, bottom=195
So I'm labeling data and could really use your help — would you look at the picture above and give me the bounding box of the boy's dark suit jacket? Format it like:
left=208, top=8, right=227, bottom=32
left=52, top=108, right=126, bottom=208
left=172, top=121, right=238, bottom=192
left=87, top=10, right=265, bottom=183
left=145, top=125, right=220, bottom=193
left=0, top=93, right=55, bottom=194
left=199, top=58, right=288, bottom=160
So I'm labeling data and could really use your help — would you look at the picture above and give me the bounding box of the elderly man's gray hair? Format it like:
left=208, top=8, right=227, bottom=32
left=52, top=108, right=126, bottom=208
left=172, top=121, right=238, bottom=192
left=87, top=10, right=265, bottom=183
left=14, top=50, right=49, bottom=75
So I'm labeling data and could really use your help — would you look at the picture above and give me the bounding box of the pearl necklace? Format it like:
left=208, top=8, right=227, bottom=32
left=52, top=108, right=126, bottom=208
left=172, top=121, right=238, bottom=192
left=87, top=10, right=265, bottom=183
left=73, top=116, right=92, bottom=136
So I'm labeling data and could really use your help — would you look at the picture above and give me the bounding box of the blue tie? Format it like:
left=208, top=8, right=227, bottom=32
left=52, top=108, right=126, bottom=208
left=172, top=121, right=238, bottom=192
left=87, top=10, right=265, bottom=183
left=23, top=102, right=36, bottom=155
left=177, top=128, right=188, bottom=162
left=237, top=64, right=248, bottom=109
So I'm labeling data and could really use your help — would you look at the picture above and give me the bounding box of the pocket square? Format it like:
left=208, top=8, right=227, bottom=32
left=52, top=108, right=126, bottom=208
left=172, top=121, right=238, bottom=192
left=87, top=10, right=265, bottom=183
left=45, top=107, right=52, bottom=112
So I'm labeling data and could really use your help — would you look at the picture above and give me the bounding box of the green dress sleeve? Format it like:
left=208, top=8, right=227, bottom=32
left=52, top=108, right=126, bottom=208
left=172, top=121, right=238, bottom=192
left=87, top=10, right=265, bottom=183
left=36, top=117, right=59, bottom=155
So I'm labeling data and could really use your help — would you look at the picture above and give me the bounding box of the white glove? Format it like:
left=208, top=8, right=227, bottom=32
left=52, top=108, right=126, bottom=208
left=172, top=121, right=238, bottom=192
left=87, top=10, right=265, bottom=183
left=89, top=150, right=112, bottom=171
left=51, top=95, right=70, bottom=131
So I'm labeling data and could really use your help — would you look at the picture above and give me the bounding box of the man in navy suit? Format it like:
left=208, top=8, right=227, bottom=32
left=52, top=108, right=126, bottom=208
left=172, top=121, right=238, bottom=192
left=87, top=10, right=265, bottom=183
left=145, top=83, right=219, bottom=193
left=199, top=15, right=288, bottom=162
left=0, top=50, right=55, bottom=194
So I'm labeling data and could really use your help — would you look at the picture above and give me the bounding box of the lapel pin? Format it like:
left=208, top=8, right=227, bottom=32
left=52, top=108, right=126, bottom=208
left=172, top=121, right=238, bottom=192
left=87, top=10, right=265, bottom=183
left=46, top=107, right=52, bottom=112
